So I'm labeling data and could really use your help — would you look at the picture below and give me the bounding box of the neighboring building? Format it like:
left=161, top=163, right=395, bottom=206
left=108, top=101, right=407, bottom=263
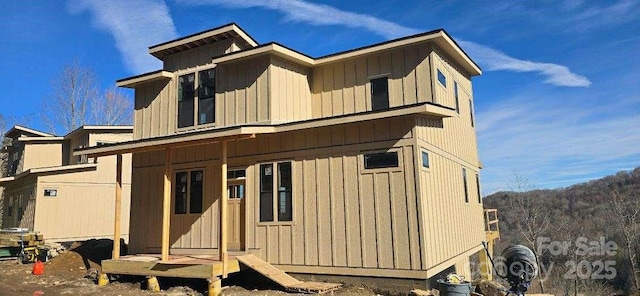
left=78, top=23, right=489, bottom=288
left=0, top=125, right=133, bottom=242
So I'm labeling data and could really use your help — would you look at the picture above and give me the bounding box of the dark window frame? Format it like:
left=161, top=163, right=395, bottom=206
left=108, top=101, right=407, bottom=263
left=259, top=161, right=294, bottom=223
left=370, top=76, right=389, bottom=111
left=44, top=189, right=58, bottom=197
left=469, top=99, right=475, bottom=127
left=174, top=169, right=204, bottom=215
left=454, top=81, right=460, bottom=113
left=177, top=68, right=217, bottom=129
left=364, top=151, right=399, bottom=170
left=421, top=150, right=430, bottom=169
left=437, top=69, right=447, bottom=87
left=463, top=167, right=469, bottom=203
left=476, top=174, right=482, bottom=203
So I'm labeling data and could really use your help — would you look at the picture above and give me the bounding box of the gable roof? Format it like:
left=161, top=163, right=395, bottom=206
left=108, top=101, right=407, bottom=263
left=149, top=23, right=259, bottom=59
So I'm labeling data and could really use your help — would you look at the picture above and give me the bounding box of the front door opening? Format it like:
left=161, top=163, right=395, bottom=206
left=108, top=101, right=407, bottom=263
left=227, top=179, right=245, bottom=250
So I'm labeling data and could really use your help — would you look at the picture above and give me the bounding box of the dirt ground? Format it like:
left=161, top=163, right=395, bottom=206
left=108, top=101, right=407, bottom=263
left=0, top=240, right=379, bottom=296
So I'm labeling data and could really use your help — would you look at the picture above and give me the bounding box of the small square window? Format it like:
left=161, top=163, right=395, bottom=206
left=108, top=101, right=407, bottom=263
left=44, top=189, right=57, bottom=197
left=437, top=69, right=447, bottom=87
left=421, top=151, right=430, bottom=169
left=364, top=152, right=399, bottom=169
left=370, top=77, right=389, bottom=111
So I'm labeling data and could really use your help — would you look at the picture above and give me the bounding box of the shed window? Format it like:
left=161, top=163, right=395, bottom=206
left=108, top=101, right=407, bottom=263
left=364, top=152, right=399, bottom=169
left=421, top=151, right=430, bottom=169
left=437, top=69, right=447, bottom=87
left=174, top=170, right=203, bottom=214
left=463, top=168, right=469, bottom=203
left=260, top=162, right=293, bottom=222
left=371, top=77, right=389, bottom=111
left=454, top=81, right=460, bottom=113
left=44, top=189, right=57, bottom=197
left=198, top=69, right=215, bottom=125
left=178, top=73, right=195, bottom=128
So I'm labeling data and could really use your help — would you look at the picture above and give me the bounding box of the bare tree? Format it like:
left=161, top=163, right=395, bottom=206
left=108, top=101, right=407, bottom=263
left=608, top=186, right=640, bottom=291
left=41, top=61, right=98, bottom=135
left=90, top=86, right=133, bottom=125
left=508, top=171, right=551, bottom=293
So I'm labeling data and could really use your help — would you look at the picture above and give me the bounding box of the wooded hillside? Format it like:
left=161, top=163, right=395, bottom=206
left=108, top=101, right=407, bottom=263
left=484, top=167, right=640, bottom=295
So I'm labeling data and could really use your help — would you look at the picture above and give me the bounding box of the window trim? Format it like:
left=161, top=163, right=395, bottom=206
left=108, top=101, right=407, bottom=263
left=420, top=149, right=430, bottom=171
left=370, top=76, right=390, bottom=111
left=476, top=173, right=482, bottom=204
left=173, top=168, right=206, bottom=215
left=437, top=69, right=447, bottom=87
left=257, top=160, right=295, bottom=225
left=175, top=66, right=217, bottom=132
left=361, top=148, right=403, bottom=174
left=462, top=167, right=469, bottom=204
left=43, top=188, right=58, bottom=197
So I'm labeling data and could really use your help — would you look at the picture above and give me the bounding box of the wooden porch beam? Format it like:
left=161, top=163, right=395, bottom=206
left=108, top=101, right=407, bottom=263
left=220, top=140, right=228, bottom=278
left=112, top=154, right=123, bottom=259
left=161, top=148, right=172, bottom=261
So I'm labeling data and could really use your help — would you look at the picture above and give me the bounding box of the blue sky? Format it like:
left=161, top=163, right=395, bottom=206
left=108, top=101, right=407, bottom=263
left=0, top=0, right=638, bottom=194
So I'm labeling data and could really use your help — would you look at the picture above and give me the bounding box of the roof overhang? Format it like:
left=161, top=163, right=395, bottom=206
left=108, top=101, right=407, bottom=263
left=149, top=23, right=259, bottom=59
left=209, top=29, right=481, bottom=76
left=211, top=43, right=315, bottom=67
left=0, top=163, right=98, bottom=185
left=17, top=136, right=64, bottom=143
left=5, top=125, right=54, bottom=138
left=75, top=102, right=454, bottom=158
left=316, top=30, right=482, bottom=76
left=116, top=70, right=173, bottom=88
left=65, top=125, right=133, bottom=139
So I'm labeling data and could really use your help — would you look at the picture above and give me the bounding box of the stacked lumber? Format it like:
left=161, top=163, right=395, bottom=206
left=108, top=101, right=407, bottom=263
left=0, top=230, right=44, bottom=248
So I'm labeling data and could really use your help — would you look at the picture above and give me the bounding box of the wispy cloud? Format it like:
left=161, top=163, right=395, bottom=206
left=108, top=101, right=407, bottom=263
left=458, top=40, right=591, bottom=87
left=69, top=0, right=178, bottom=73
left=178, top=0, right=590, bottom=88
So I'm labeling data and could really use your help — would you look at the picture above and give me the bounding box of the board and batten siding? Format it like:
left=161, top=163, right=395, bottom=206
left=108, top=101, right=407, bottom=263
left=268, top=57, right=312, bottom=123
left=311, top=43, right=433, bottom=119
left=1, top=177, right=37, bottom=230
left=431, top=47, right=474, bottom=114
left=162, top=39, right=237, bottom=72
left=128, top=116, right=425, bottom=271
left=416, top=151, right=484, bottom=270
left=23, top=143, right=63, bottom=171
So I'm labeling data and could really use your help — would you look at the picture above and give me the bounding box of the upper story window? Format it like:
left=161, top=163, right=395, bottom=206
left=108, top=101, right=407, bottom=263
left=178, top=69, right=216, bottom=129
left=421, top=150, right=430, bottom=169
left=469, top=99, right=475, bottom=128
left=476, top=174, right=482, bottom=203
left=462, top=167, right=469, bottom=203
left=198, top=69, right=215, bottom=125
left=178, top=73, right=196, bottom=128
left=370, top=77, right=389, bottom=111
left=454, top=81, right=460, bottom=113
left=437, top=69, right=447, bottom=87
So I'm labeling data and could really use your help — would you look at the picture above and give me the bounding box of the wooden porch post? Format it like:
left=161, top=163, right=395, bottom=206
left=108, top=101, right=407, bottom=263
left=161, top=148, right=172, bottom=261
left=112, top=154, right=123, bottom=259
left=220, top=140, right=228, bottom=278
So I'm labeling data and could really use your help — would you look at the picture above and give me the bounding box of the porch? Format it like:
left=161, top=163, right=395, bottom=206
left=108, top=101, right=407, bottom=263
left=101, top=253, right=242, bottom=279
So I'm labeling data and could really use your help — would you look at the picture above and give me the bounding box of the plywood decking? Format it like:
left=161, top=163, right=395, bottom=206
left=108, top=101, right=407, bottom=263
left=101, top=254, right=240, bottom=279
left=236, top=254, right=341, bottom=294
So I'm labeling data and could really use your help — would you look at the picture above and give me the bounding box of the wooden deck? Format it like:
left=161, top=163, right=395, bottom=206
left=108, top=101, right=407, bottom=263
left=101, top=254, right=241, bottom=279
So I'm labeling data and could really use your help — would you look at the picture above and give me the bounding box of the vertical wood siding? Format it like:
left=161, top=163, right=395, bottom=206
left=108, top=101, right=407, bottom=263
left=163, top=39, right=235, bottom=72
left=269, top=57, right=312, bottom=123
left=311, top=43, right=433, bottom=119
left=130, top=117, right=424, bottom=270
